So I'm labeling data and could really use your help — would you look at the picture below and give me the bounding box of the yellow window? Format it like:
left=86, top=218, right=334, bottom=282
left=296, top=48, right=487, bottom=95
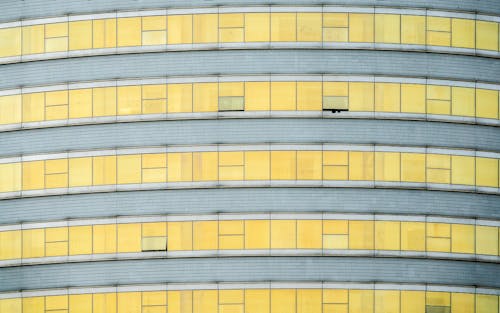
left=323, top=13, right=349, bottom=42
left=220, top=14, right=244, bottom=28
left=142, top=16, right=167, bottom=46
left=297, top=82, right=322, bottom=111
left=323, top=151, right=349, bottom=181
left=46, top=295, right=67, bottom=311
left=193, top=83, right=218, bottom=112
left=117, top=154, right=142, bottom=184
left=192, top=152, right=218, bottom=181
left=451, top=87, right=475, bottom=117
left=401, top=153, right=425, bottom=182
left=22, top=161, right=45, bottom=190
left=117, top=86, right=141, bottom=115
left=426, top=154, right=450, bottom=184
left=297, top=220, right=322, bottom=249
left=451, top=18, right=475, bottom=48
left=401, top=291, right=425, bottom=313
left=93, top=224, right=117, bottom=253
left=349, top=290, right=374, bottom=313
left=0, top=27, right=21, bottom=57
left=22, top=25, right=45, bottom=55
left=143, top=291, right=167, bottom=307
left=193, top=290, right=217, bottom=313
left=220, top=220, right=244, bottom=235
left=68, top=157, right=92, bottom=187
left=45, top=37, right=68, bottom=53
left=375, top=14, right=401, bottom=43
left=69, top=89, right=92, bottom=118
left=219, top=151, right=244, bottom=167
left=245, top=82, right=270, bottom=111
left=142, top=84, right=167, bottom=114
left=271, top=82, right=296, bottom=110
left=375, top=152, right=400, bottom=182
left=427, top=85, right=451, bottom=115
left=142, top=153, right=167, bottom=183
left=168, top=15, right=193, bottom=44
left=92, top=19, right=117, bottom=48
left=427, top=17, right=451, bottom=46
left=219, top=27, right=244, bottom=43
left=117, top=17, right=141, bottom=47
left=45, top=227, right=68, bottom=257
left=22, top=228, right=45, bottom=258
left=245, top=220, right=270, bottom=249
left=476, top=89, right=498, bottom=119
left=349, top=221, right=374, bottom=249
left=271, top=13, right=296, bottom=42
left=193, top=14, right=218, bottom=43
left=375, top=221, right=400, bottom=250
left=245, top=289, right=270, bottom=313
left=428, top=223, right=450, bottom=237
left=142, top=16, right=167, bottom=31
left=349, top=14, right=374, bottom=42
left=0, top=95, right=21, bottom=125
left=93, top=156, right=117, bottom=185
left=401, top=15, right=425, bottom=45
left=271, top=220, right=296, bottom=249
left=476, top=294, right=498, bottom=313
left=297, top=151, right=322, bottom=180
left=69, top=294, right=92, bottom=313
left=245, top=151, right=270, bottom=180
left=451, top=224, right=474, bottom=254
left=476, top=226, right=498, bottom=255
left=117, top=292, right=141, bottom=313
left=117, top=223, right=141, bottom=253
left=476, top=157, right=498, bottom=187
left=22, top=92, right=45, bottom=123
left=476, top=21, right=499, bottom=51
left=45, top=90, right=68, bottom=120
left=143, top=222, right=167, bottom=237
left=271, top=151, right=296, bottom=180
left=451, top=155, right=474, bottom=186
left=168, top=221, right=193, bottom=251
left=297, top=289, right=321, bottom=313
left=323, top=220, right=348, bottom=249
left=92, top=87, right=117, bottom=117
left=168, top=83, right=193, bottom=113
left=23, top=297, right=44, bottom=313
left=297, top=13, right=321, bottom=42
left=245, top=13, right=270, bottom=42
left=0, top=299, right=21, bottom=313
left=168, top=153, right=193, bottom=182
left=93, top=293, right=117, bottom=313
left=69, top=21, right=92, bottom=50
left=426, top=292, right=450, bottom=308
left=323, top=288, right=348, bottom=305
left=220, top=289, right=243, bottom=304
left=0, top=162, right=21, bottom=193
left=401, top=84, right=425, bottom=113
left=193, top=221, right=218, bottom=250
left=375, top=290, right=399, bottom=313
left=69, top=226, right=92, bottom=255
left=271, top=289, right=296, bottom=313
left=349, top=82, right=374, bottom=111
left=375, top=83, right=400, bottom=112
left=168, top=290, right=193, bottom=313
left=427, top=223, right=451, bottom=252
left=349, top=151, right=374, bottom=181
left=323, top=13, right=349, bottom=28
left=0, top=230, right=21, bottom=260
left=401, top=222, right=425, bottom=251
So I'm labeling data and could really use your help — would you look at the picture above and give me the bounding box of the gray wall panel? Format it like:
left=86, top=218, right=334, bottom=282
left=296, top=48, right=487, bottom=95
left=1, top=257, right=499, bottom=292
left=1, top=188, right=499, bottom=224
left=1, top=51, right=500, bottom=90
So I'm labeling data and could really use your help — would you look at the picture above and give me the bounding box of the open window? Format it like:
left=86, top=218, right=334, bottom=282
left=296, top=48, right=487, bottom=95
left=323, top=96, right=348, bottom=113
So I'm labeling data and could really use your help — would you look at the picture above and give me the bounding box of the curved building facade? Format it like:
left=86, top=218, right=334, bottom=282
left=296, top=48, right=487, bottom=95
left=0, top=1, right=499, bottom=313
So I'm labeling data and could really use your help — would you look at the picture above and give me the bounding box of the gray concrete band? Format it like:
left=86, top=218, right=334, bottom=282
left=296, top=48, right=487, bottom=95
left=0, top=188, right=499, bottom=224
left=1, top=257, right=499, bottom=292
left=1, top=50, right=500, bottom=91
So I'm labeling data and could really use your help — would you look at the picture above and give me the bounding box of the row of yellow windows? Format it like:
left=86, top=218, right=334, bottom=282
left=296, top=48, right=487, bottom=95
left=0, top=12, right=499, bottom=59
left=0, top=288, right=498, bottom=313
left=1, top=81, right=499, bottom=126
left=1, top=219, right=499, bottom=261
left=1, top=150, right=499, bottom=194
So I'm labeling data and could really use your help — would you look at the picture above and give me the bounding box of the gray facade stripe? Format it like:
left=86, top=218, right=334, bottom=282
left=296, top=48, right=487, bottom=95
left=0, top=119, right=499, bottom=157
left=1, top=257, right=499, bottom=292
left=1, top=0, right=500, bottom=23
left=1, top=188, right=498, bottom=224
left=1, top=51, right=500, bottom=91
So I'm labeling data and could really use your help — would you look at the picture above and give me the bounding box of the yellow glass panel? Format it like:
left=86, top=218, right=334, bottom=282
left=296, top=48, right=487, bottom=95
left=349, top=82, right=374, bottom=111
left=23, top=297, right=44, bottom=313
left=375, top=83, right=400, bottom=112
left=0, top=27, right=21, bottom=57
left=22, top=92, right=45, bottom=122
left=428, top=237, right=451, bottom=252
left=323, top=28, right=348, bottom=42
left=0, top=230, right=21, bottom=260
left=451, top=87, right=475, bottom=117
left=117, top=292, right=141, bottom=313
left=92, top=19, right=117, bottom=48
left=375, top=152, right=400, bottom=182
left=476, top=157, right=498, bottom=187
left=476, top=89, right=498, bottom=119
left=0, top=95, right=21, bottom=125
left=143, top=291, right=166, bottom=306
left=193, top=290, right=217, bottom=313
left=142, top=222, right=167, bottom=238
left=168, top=290, right=192, bottom=313
left=427, top=292, right=450, bottom=307
left=220, top=221, right=244, bottom=235
left=375, top=14, right=400, bottom=43
left=0, top=298, right=21, bottom=313
left=297, top=13, right=321, bottom=42
left=323, top=151, right=348, bottom=166
left=271, top=82, right=296, bottom=110
left=193, top=221, right=218, bottom=250
left=349, top=151, right=374, bottom=181
left=93, top=156, right=117, bottom=185
left=476, top=21, right=499, bottom=51
left=142, top=30, right=167, bottom=46
left=271, top=289, right=296, bottom=313
left=297, top=220, right=322, bottom=249
left=219, top=82, right=244, bottom=97
left=323, top=289, right=348, bottom=304
left=297, top=289, right=321, bottom=313
left=168, top=15, right=192, bottom=44
left=296, top=151, right=322, bottom=180
left=427, top=85, right=451, bottom=115
left=349, top=221, right=374, bottom=249
left=375, top=290, right=399, bottom=313
left=69, top=21, right=92, bottom=50
left=142, top=85, right=167, bottom=113
left=22, top=25, right=45, bottom=54
left=271, top=220, right=296, bottom=249
left=452, top=18, right=475, bottom=48
left=220, top=289, right=243, bottom=304
left=46, top=227, right=67, bottom=243
left=69, top=226, right=92, bottom=255
left=323, top=220, right=348, bottom=235
left=0, top=162, right=21, bottom=193
left=142, top=16, right=166, bottom=31
left=193, top=14, right=218, bottom=43
left=168, top=221, right=192, bottom=251
left=323, top=234, right=348, bottom=249
left=117, top=86, right=141, bottom=115
left=271, top=151, right=296, bottom=180
left=323, top=13, right=348, bottom=28
left=219, top=166, right=244, bottom=181
left=246, top=289, right=270, bottom=313
left=69, top=294, right=92, bottom=313
left=93, top=224, right=117, bottom=253
left=22, top=228, right=45, bottom=258
left=46, top=241, right=67, bottom=256
left=219, top=28, right=244, bottom=43
left=142, top=153, right=167, bottom=169
left=349, top=290, right=374, bottom=313
left=428, top=223, right=450, bottom=238
left=22, top=161, right=45, bottom=190
left=93, top=293, right=116, bottom=313
left=69, top=89, right=92, bottom=118
left=271, top=13, right=296, bottom=42
left=46, top=295, right=67, bottom=310
left=451, top=224, right=474, bottom=254
left=245, top=13, right=270, bottom=42
left=426, top=154, right=450, bottom=184
left=401, top=15, right=425, bottom=45
left=93, top=87, right=116, bottom=116
left=220, top=14, right=244, bottom=28
left=68, top=157, right=92, bottom=187
left=401, top=84, right=425, bottom=113
left=219, top=152, right=244, bottom=167
left=245, top=151, right=270, bottom=180
left=476, top=294, right=498, bottom=313
left=193, top=152, right=218, bottom=181
left=117, top=223, right=141, bottom=253
left=45, top=23, right=67, bottom=37
left=245, top=220, right=270, bottom=249
left=401, top=291, right=425, bottom=313
left=323, top=82, right=348, bottom=97
left=349, top=14, right=374, bottom=42
left=323, top=162, right=348, bottom=181
left=427, top=17, right=451, bottom=46
left=245, top=82, right=270, bottom=111
left=45, top=37, right=68, bottom=53
left=219, top=235, right=244, bottom=250
left=193, top=83, right=218, bottom=112
left=117, top=154, right=142, bottom=184
left=168, top=153, right=193, bottom=182
left=44, top=158, right=67, bottom=173
left=375, top=221, right=400, bottom=250
left=117, top=17, right=141, bottom=47
left=297, top=82, right=322, bottom=111
left=451, top=155, right=474, bottom=186
left=401, top=153, right=425, bottom=182
left=401, top=222, right=425, bottom=251
left=476, top=226, right=498, bottom=255
left=168, top=84, right=192, bottom=113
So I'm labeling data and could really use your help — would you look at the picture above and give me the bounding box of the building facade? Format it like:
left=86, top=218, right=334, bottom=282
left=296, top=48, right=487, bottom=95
left=0, top=0, right=500, bottom=312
